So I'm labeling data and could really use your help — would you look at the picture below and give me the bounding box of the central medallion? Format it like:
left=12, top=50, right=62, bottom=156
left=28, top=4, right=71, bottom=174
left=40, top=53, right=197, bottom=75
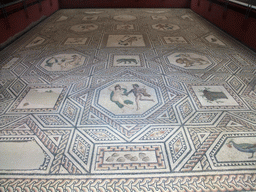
left=93, top=81, right=163, bottom=118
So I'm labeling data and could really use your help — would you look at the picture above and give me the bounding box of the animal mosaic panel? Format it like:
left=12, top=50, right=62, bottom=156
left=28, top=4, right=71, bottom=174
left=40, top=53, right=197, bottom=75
left=40, top=54, right=86, bottom=71
left=70, top=24, right=98, bottom=32
left=0, top=8, right=256, bottom=192
left=113, top=15, right=137, bottom=21
left=116, top=24, right=135, bottom=30
left=64, top=38, right=88, bottom=45
left=104, top=34, right=147, bottom=47
left=167, top=52, right=212, bottom=69
left=111, top=55, right=142, bottom=67
left=152, top=23, right=180, bottom=31
left=162, top=36, right=188, bottom=44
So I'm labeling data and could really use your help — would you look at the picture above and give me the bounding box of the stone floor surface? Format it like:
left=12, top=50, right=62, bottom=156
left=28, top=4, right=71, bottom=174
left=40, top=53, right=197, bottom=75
left=0, top=8, right=256, bottom=192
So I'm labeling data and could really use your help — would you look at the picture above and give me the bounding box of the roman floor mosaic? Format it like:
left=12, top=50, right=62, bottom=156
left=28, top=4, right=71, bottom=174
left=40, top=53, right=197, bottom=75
left=0, top=8, right=256, bottom=192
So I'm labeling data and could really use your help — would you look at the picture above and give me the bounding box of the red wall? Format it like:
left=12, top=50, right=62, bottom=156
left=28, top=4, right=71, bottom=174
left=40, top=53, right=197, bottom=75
left=1, top=0, right=255, bottom=51
left=59, top=0, right=190, bottom=9
left=191, top=0, right=256, bottom=50
left=0, top=0, right=59, bottom=46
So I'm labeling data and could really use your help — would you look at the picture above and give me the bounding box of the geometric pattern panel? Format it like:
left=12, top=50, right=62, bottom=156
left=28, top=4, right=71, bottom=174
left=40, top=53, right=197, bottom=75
left=79, top=126, right=125, bottom=143
left=9, top=79, right=27, bottom=96
left=61, top=99, right=80, bottom=125
left=165, top=127, right=194, bottom=171
left=34, top=114, right=72, bottom=127
left=67, top=130, right=93, bottom=173
left=186, top=112, right=222, bottom=125
left=176, top=98, right=195, bottom=123
left=135, top=125, right=178, bottom=142
left=230, top=112, right=256, bottom=124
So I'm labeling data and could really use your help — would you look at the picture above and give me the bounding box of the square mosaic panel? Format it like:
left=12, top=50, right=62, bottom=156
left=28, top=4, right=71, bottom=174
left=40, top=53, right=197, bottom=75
left=101, top=34, right=151, bottom=48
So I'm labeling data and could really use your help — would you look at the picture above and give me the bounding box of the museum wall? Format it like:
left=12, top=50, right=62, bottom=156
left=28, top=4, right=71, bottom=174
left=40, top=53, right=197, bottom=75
left=190, top=0, right=256, bottom=50
left=1, top=0, right=255, bottom=51
left=0, top=0, right=59, bottom=48
left=59, top=0, right=190, bottom=9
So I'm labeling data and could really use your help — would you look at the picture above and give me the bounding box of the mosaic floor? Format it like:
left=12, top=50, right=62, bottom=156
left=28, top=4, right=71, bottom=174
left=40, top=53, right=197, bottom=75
left=0, top=8, right=256, bottom=192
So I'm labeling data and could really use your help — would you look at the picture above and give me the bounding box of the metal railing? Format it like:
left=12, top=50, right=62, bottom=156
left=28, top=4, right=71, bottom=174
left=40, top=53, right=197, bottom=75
left=0, top=0, right=44, bottom=18
left=205, top=0, right=256, bottom=18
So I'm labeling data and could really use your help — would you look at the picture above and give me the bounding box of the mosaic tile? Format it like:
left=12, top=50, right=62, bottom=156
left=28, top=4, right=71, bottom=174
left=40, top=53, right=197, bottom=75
left=0, top=8, right=256, bottom=192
